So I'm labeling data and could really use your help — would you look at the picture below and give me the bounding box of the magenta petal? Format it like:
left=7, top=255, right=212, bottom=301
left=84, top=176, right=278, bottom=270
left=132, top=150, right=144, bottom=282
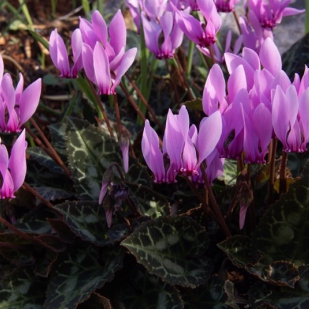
left=0, top=144, right=9, bottom=178
left=272, top=85, right=289, bottom=146
left=252, top=103, right=272, bottom=151
left=93, top=43, right=111, bottom=94
left=19, top=78, right=41, bottom=125
left=1, top=74, right=15, bottom=114
left=142, top=120, right=165, bottom=183
left=109, top=10, right=126, bottom=56
left=112, top=48, right=137, bottom=92
left=259, top=38, right=281, bottom=76
left=82, top=43, right=96, bottom=83
left=92, top=10, right=108, bottom=46
left=197, top=110, right=222, bottom=166
left=203, top=63, right=227, bottom=115
left=8, top=129, right=27, bottom=191
left=49, top=29, right=70, bottom=77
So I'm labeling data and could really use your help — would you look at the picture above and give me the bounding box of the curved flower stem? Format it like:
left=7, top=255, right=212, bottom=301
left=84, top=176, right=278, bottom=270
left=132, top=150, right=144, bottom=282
left=174, top=54, right=195, bottom=100
left=279, top=152, right=288, bottom=194
left=186, top=40, right=195, bottom=77
left=29, top=117, right=71, bottom=177
left=119, top=83, right=146, bottom=121
left=268, top=138, right=278, bottom=204
left=84, top=76, right=114, bottom=139
left=233, top=10, right=241, bottom=33
left=113, top=94, right=122, bottom=137
left=200, top=163, right=232, bottom=237
left=125, top=74, right=164, bottom=133
left=182, top=175, right=216, bottom=223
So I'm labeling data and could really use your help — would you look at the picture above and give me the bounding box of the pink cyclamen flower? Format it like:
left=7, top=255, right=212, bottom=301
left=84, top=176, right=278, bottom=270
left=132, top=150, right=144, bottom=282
left=81, top=10, right=137, bottom=95
left=0, top=73, right=41, bottom=132
left=0, top=129, right=27, bottom=199
left=49, top=28, right=83, bottom=78
left=142, top=120, right=166, bottom=183
left=214, top=0, right=240, bottom=12
left=247, top=0, right=305, bottom=30
left=142, top=8, right=184, bottom=59
left=172, top=0, right=222, bottom=47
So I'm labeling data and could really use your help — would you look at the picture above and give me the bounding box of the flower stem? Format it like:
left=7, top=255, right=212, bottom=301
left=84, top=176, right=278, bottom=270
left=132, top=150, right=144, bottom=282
left=125, top=74, right=164, bottom=133
left=268, top=138, right=278, bottom=204
left=200, top=163, right=231, bottom=237
left=279, top=152, right=288, bottom=194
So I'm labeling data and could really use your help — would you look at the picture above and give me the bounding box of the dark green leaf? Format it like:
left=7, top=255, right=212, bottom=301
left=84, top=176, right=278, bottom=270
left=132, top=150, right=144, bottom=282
left=125, top=182, right=170, bottom=217
left=0, top=267, right=46, bottom=308
left=77, top=293, right=112, bottom=309
left=44, top=246, right=124, bottom=309
left=181, top=275, right=229, bottom=309
left=55, top=200, right=111, bottom=246
left=65, top=117, right=150, bottom=200
left=121, top=216, right=213, bottom=288
left=117, top=265, right=184, bottom=309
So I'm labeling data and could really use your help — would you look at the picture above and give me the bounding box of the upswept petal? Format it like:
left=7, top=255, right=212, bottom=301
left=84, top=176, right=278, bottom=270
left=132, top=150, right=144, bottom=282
left=227, top=65, right=247, bottom=101
left=49, top=29, right=70, bottom=77
left=299, top=88, right=309, bottom=147
left=164, top=109, right=185, bottom=171
left=142, top=14, right=161, bottom=56
left=272, top=85, right=289, bottom=147
left=93, top=43, right=111, bottom=94
left=142, top=120, right=165, bottom=182
left=71, top=29, right=83, bottom=77
left=0, top=144, right=9, bottom=179
left=79, top=17, right=98, bottom=49
left=82, top=43, right=96, bottom=83
left=19, top=78, right=42, bottom=126
left=203, top=63, right=227, bottom=115
left=109, top=10, right=126, bottom=57
left=1, top=74, right=15, bottom=114
left=8, top=129, right=27, bottom=191
left=112, top=48, right=137, bottom=93
left=91, top=10, right=108, bottom=47
left=259, top=37, right=281, bottom=76
left=197, top=110, right=222, bottom=166
left=15, top=73, right=24, bottom=104
left=252, top=103, right=272, bottom=151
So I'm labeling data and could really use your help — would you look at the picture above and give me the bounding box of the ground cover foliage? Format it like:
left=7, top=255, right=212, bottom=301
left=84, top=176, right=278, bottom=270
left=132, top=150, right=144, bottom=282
left=0, top=0, right=308, bottom=308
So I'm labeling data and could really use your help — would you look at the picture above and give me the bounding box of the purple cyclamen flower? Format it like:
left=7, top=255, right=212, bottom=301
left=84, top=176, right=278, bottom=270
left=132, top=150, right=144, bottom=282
left=142, top=120, right=166, bottom=183
left=247, top=0, right=305, bottom=30
left=142, top=107, right=222, bottom=183
left=49, top=28, right=83, bottom=78
left=0, top=129, right=27, bottom=199
left=142, top=8, right=184, bottom=59
left=0, top=73, right=41, bottom=132
left=214, top=0, right=240, bottom=12
left=172, top=0, right=222, bottom=47
left=81, top=10, right=137, bottom=95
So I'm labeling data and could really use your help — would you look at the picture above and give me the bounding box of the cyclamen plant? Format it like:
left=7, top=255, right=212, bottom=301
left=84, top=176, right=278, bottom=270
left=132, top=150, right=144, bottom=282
left=0, top=1, right=309, bottom=309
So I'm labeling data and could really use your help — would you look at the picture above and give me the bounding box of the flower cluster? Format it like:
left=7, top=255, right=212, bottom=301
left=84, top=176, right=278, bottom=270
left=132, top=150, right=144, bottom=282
left=142, top=105, right=223, bottom=184
left=49, top=10, right=137, bottom=95
left=0, top=55, right=41, bottom=133
left=0, top=130, right=27, bottom=199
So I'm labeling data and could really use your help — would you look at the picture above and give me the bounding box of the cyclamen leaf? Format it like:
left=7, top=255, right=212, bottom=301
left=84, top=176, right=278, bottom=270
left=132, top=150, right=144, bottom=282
left=77, top=293, right=112, bottom=309
left=181, top=275, right=229, bottom=309
left=65, top=117, right=150, bottom=200
left=44, top=246, right=124, bottom=309
left=121, top=216, right=213, bottom=288
left=116, top=265, right=184, bottom=309
left=55, top=200, right=111, bottom=246
left=252, top=160, right=309, bottom=264
left=249, top=265, right=309, bottom=309
left=0, top=267, right=46, bottom=309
